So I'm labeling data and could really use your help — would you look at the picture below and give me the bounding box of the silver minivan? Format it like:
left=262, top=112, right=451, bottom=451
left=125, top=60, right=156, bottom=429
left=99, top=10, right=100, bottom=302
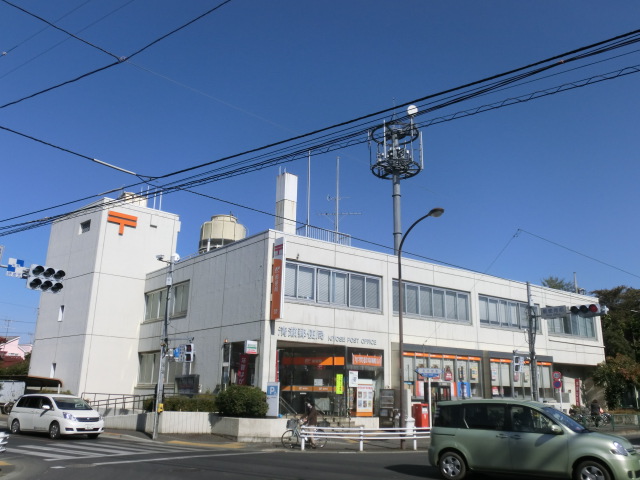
left=428, top=399, right=639, bottom=480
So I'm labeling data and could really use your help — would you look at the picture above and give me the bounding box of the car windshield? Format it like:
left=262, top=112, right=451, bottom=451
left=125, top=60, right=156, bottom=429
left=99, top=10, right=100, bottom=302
left=52, top=397, right=93, bottom=410
left=542, top=406, right=588, bottom=433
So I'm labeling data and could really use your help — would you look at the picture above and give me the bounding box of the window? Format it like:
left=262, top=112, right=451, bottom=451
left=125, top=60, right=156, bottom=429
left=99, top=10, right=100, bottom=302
left=137, top=352, right=181, bottom=385
left=144, top=281, right=190, bottom=322
left=79, top=220, right=91, bottom=234
left=393, top=281, right=470, bottom=323
left=547, top=312, right=596, bottom=338
left=172, top=282, right=189, bottom=316
left=479, top=295, right=536, bottom=330
left=285, top=262, right=381, bottom=312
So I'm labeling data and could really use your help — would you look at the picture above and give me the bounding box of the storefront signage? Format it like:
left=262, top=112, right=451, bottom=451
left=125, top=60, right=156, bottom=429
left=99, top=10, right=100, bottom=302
left=270, top=238, right=285, bottom=320
left=245, top=340, right=258, bottom=354
left=352, top=354, right=382, bottom=367
left=275, top=325, right=377, bottom=346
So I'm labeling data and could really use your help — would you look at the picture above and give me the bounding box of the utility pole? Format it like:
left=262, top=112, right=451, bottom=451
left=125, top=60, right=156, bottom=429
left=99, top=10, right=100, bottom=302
left=526, top=282, right=539, bottom=401
left=152, top=254, right=174, bottom=440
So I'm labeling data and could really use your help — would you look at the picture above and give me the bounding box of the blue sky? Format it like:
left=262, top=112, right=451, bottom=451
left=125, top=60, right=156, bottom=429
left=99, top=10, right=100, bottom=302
left=1, top=1, right=639, bottom=342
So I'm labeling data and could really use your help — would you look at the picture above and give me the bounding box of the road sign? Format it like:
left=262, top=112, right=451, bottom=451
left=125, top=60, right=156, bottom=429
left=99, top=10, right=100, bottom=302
left=416, top=367, right=440, bottom=378
left=6, top=258, right=27, bottom=278
left=553, top=379, right=562, bottom=389
left=553, top=371, right=562, bottom=380
left=540, top=306, right=568, bottom=318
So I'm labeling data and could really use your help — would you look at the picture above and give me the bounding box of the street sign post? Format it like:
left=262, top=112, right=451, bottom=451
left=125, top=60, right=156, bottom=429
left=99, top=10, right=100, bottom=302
left=416, top=367, right=440, bottom=378
left=540, top=306, right=568, bottom=318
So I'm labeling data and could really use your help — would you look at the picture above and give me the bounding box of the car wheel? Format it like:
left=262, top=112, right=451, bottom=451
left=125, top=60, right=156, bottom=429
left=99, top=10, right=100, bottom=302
left=574, top=460, right=612, bottom=480
left=87, top=434, right=100, bottom=439
left=48, top=421, right=61, bottom=440
left=10, top=419, right=20, bottom=434
left=439, top=451, right=467, bottom=480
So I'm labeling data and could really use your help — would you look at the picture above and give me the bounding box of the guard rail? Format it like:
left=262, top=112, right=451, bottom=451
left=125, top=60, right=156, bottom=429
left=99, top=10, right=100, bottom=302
left=299, top=425, right=430, bottom=451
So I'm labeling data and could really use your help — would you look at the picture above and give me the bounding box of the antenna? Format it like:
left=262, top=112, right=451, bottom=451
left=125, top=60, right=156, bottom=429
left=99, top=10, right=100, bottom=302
left=369, top=104, right=424, bottom=253
left=320, top=156, right=361, bottom=242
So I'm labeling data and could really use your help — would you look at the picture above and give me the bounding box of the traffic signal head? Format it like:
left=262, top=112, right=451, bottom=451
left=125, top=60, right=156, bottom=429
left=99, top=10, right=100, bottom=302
left=570, top=304, right=601, bottom=317
left=184, top=343, right=195, bottom=362
left=27, top=264, right=65, bottom=293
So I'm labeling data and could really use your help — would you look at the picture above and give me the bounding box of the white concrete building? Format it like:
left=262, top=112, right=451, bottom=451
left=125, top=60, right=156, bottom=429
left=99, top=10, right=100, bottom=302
left=29, top=175, right=605, bottom=418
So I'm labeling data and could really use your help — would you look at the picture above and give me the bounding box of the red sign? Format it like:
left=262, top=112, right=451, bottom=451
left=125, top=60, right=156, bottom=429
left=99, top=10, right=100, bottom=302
left=237, top=354, right=249, bottom=385
left=270, top=239, right=285, bottom=320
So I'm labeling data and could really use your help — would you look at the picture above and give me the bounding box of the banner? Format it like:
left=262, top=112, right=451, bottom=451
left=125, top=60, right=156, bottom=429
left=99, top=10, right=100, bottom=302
left=270, top=238, right=285, bottom=320
left=237, top=354, right=249, bottom=385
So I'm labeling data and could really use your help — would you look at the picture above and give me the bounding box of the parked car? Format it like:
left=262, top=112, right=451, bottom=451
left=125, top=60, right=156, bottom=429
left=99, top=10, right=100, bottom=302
left=8, top=394, right=104, bottom=439
left=428, top=398, right=639, bottom=480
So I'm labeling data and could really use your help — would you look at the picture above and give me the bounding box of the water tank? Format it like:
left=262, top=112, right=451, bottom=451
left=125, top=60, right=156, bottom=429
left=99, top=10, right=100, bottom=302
left=199, top=215, right=246, bottom=253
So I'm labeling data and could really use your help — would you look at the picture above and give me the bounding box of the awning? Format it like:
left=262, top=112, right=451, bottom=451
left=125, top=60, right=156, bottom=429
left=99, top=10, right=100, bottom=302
left=0, top=375, right=63, bottom=389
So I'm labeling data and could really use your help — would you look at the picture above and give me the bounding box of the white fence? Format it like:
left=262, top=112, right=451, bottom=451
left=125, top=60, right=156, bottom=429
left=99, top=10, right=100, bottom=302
left=299, top=425, right=431, bottom=451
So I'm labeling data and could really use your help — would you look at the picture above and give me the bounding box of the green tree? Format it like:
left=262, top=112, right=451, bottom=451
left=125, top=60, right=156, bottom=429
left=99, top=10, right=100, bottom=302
left=541, top=276, right=575, bottom=292
left=592, top=354, right=640, bottom=409
left=592, top=286, right=640, bottom=359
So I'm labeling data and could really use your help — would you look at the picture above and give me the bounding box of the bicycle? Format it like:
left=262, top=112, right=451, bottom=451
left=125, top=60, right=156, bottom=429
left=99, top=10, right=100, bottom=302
left=281, top=418, right=327, bottom=449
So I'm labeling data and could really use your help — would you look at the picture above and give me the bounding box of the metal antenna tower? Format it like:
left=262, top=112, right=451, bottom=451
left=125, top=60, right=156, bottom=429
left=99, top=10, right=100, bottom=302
left=320, top=156, right=361, bottom=240
left=369, top=105, right=423, bottom=254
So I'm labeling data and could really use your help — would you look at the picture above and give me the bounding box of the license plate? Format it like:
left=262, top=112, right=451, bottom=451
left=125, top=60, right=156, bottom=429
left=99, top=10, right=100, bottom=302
left=84, top=424, right=96, bottom=430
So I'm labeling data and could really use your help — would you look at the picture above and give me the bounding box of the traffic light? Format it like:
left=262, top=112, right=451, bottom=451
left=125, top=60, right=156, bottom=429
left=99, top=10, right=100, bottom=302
left=184, top=343, right=195, bottom=362
left=26, top=264, right=66, bottom=293
left=570, top=304, right=604, bottom=318
left=513, top=355, right=524, bottom=373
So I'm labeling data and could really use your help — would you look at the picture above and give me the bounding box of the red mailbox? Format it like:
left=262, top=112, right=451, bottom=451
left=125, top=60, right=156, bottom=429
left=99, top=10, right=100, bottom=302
left=412, top=403, right=430, bottom=427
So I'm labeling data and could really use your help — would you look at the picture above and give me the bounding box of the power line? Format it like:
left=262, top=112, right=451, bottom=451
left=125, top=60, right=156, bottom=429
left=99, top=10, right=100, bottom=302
left=517, top=229, right=640, bottom=280
left=1, top=62, right=639, bottom=236
left=0, top=0, right=235, bottom=110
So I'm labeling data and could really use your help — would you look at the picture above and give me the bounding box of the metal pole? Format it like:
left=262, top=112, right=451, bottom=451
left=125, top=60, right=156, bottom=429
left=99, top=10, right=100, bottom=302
left=527, top=282, right=539, bottom=401
left=152, top=257, right=173, bottom=440
left=392, top=174, right=402, bottom=255
left=397, top=208, right=444, bottom=448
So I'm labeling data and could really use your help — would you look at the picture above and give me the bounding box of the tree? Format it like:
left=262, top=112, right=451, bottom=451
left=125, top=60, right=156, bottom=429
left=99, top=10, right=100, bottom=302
left=589, top=286, right=640, bottom=409
left=592, top=354, right=640, bottom=409
left=541, top=276, right=575, bottom=292
left=592, top=286, right=640, bottom=359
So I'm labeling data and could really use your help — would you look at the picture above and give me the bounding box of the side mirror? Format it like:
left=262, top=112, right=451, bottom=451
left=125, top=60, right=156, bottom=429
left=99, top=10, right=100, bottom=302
left=550, top=424, right=563, bottom=435
left=42, top=404, right=51, bottom=411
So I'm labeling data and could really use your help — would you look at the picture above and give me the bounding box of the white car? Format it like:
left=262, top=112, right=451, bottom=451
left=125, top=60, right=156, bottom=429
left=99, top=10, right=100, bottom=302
left=8, top=394, right=104, bottom=439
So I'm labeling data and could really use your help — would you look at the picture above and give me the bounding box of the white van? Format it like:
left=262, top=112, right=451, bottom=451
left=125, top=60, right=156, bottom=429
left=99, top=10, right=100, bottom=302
left=8, top=394, right=104, bottom=439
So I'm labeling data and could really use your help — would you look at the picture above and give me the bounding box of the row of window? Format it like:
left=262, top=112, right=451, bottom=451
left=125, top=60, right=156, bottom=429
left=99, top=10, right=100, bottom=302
left=285, top=263, right=380, bottom=310
left=285, top=262, right=597, bottom=338
left=142, top=263, right=597, bottom=339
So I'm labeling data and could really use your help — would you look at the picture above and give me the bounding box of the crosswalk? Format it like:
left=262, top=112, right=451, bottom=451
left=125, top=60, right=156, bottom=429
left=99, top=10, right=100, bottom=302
left=9, top=439, right=211, bottom=462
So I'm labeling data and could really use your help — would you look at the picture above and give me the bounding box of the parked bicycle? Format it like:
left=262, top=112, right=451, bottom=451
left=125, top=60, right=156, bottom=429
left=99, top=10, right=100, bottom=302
left=281, top=417, right=327, bottom=449
left=569, top=407, right=612, bottom=427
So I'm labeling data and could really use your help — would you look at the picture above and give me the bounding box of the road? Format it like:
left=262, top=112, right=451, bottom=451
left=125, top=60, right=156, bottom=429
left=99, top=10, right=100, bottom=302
left=2, top=429, right=640, bottom=480
left=0, top=431, right=433, bottom=479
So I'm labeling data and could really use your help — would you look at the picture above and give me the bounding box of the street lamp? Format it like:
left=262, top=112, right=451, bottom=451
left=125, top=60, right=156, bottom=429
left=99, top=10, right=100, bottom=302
left=152, top=253, right=176, bottom=441
left=397, top=207, right=444, bottom=444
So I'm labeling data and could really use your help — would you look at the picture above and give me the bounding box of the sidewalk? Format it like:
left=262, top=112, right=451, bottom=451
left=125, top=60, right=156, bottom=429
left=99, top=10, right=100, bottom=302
left=101, top=426, right=431, bottom=452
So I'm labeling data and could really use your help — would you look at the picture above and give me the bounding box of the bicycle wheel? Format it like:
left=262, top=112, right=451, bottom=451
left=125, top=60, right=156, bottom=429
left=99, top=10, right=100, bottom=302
left=314, top=428, right=327, bottom=448
left=281, top=429, right=299, bottom=449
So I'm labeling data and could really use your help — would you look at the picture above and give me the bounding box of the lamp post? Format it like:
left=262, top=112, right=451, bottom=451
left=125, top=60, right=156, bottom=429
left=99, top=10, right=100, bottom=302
left=152, top=254, right=175, bottom=440
left=397, top=207, right=444, bottom=445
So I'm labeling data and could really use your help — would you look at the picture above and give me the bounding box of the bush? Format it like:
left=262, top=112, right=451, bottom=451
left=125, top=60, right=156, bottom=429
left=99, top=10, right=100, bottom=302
left=144, top=395, right=217, bottom=412
left=215, top=385, right=268, bottom=417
